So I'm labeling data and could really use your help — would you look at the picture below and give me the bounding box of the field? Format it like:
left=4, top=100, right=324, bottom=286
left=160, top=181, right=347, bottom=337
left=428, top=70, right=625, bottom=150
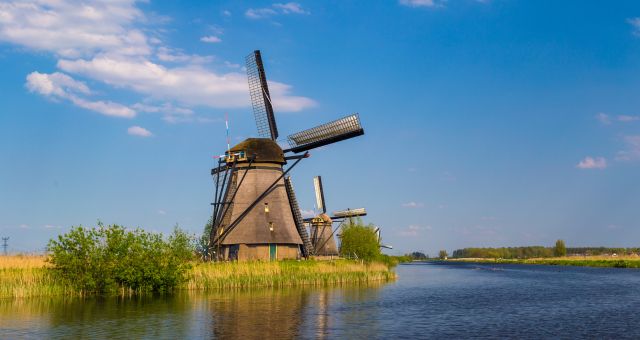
left=448, top=256, right=640, bottom=268
left=0, top=255, right=395, bottom=299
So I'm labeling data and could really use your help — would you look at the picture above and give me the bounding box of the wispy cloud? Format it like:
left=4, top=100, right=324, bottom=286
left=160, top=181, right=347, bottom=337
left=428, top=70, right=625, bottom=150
left=596, top=112, right=611, bottom=125
left=157, top=209, right=167, bottom=215
left=616, top=135, right=640, bottom=161
left=246, top=2, right=309, bottom=19
left=617, top=115, right=640, bottom=122
left=402, top=201, right=424, bottom=208
left=128, top=126, right=152, bottom=137
left=300, top=209, right=315, bottom=218
left=200, top=35, right=222, bottom=43
left=596, top=112, right=640, bottom=124
left=398, top=0, right=443, bottom=8
left=26, top=71, right=136, bottom=118
left=576, top=156, right=607, bottom=169
left=628, top=17, right=640, bottom=36
left=1, top=0, right=315, bottom=122
left=399, top=224, right=431, bottom=237
left=43, top=224, right=62, bottom=229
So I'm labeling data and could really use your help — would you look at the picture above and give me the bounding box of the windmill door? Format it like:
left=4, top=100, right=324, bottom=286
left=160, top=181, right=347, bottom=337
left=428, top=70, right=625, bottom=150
left=269, top=244, right=277, bottom=260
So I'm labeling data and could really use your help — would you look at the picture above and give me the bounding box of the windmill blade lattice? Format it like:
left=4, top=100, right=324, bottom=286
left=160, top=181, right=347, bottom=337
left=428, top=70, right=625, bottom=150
left=286, top=114, right=364, bottom=153
left=246, top=50, right=278, bottom=140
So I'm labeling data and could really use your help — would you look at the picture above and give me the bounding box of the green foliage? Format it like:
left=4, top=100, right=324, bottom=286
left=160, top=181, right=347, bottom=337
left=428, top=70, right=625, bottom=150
left=409, top=252, right=428, bottom=260
left=452, top=246, right=554, bottom=259
left=438, top=250, right=448, bottom=259
left=554, top=239, right=567, bottom=257
left=339, top=218, right=381, bottom=261
left=197, top=217, right=213, bottom=260
left=47, top=224, right=195, bottom=295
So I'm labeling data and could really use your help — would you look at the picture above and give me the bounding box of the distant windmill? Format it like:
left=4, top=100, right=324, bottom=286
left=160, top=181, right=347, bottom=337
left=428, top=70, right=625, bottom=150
left=373, top=227, right=393, bottom=250
left=305, top=175, right=367, bottom=256
left=209, top=50, right=365, bottom=261
left=1, top=237, right=8, bottom=255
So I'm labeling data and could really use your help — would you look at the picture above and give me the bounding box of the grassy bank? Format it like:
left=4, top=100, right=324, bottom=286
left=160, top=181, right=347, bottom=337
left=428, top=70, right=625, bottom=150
left=0, top=255, right=395, bottom=299
left=449, top=256, right=640, bottom=268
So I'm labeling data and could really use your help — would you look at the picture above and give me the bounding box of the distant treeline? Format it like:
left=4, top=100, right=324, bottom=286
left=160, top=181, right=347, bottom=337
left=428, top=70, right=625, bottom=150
left=452, top=247, right=640, bottom=259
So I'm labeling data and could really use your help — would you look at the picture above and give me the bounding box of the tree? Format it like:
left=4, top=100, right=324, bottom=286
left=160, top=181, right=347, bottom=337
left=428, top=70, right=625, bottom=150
left=410, top=252, right=428, bottom=260
left=339, top=218, right=381, bottom=261
left=554, top=239, right=567, bottom=257
left=438, top=250, right=448, bottom=259
left=197, top=217, right=213, bottom=260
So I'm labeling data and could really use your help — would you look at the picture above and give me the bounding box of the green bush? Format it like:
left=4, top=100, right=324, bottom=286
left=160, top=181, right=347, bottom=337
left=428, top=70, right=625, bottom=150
left=339, top=218, right=381, bottom=261
left=47, top=224, right=194, bottom=295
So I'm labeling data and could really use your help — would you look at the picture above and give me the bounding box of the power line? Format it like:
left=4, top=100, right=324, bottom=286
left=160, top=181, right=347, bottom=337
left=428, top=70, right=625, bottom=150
left=1, top=237, right=8, bottom=255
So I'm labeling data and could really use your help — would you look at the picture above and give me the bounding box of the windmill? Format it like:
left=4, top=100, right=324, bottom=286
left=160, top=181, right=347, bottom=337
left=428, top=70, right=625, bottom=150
left=209, top=50, right=365, bottom=261
left=306, top=176, right=367, bottom=257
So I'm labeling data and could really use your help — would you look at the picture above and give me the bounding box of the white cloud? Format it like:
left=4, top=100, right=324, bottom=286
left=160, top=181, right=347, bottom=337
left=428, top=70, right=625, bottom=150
left=157, top=209, right=167, bottom=215
left=399, top=0, right=441, bottom=8
left=19, top=224, right=29, bottom=229
left=246, top=2, right=309, bottom=19
left=2, top=0, right=315, bottom=120
left=222, top=10, right=232, bottom=17
left=273, top=3, right=308, bottom=14
left=300, top=209, right=316, bottom=218
left=26, top=71, right=135, bottom=118
left=57, top=56, right=315, bottom=112
left=200, top=35, right=221, bottom=43
left=628, top=17, right=640, bottom=36
left=576, top=156, right=607, bottom=169
left=596, top=112, right=611, bottom=125
left=617, top=115, right=640, bottom=122
left=615, top=135, right=640, bottom=161
left=43, top=224, right=62, bottom=229
left=128, top=125, right=152, bottom=137
left=245, top=8, right=277, bottom=19
left=0, top=1, right=149, bottom=58
left=402, top=201, right=424, bottom=208
left=399, top=224, right=431, bottom=237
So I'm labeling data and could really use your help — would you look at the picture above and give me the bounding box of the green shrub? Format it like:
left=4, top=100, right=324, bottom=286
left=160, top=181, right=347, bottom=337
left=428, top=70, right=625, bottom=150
left=339, top=218, right=381, bottom=261
left=47, top=224, right=194, bottom=295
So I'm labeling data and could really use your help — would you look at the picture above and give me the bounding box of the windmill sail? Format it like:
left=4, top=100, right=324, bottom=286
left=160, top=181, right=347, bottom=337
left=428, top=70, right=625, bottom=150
left=313, top=176, right=326, bottom=214
left=286, top=114, right=364, bottom=153
left=332, top=208, right=367, bottom=219
left=246, top=50, right=278, bottom=140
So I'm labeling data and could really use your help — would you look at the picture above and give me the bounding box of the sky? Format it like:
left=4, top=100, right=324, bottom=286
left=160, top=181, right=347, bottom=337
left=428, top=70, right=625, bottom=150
left=1, top=0, right=640, bottom=256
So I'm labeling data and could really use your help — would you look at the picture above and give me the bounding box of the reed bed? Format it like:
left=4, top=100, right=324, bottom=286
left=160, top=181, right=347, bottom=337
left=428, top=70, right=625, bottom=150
left=450, top=256, right=640, bottom=268
left=0, top=255, right=77, bottom=299
left=0, top=255, right=395, bottom=299
left=187, top=259, right=396, bottom=290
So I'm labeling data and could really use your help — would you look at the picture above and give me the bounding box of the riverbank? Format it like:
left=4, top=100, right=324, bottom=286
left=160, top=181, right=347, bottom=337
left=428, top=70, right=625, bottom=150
left=448, top=256, right=640, bottom=268
left=0, top=255, right=396, bottom=299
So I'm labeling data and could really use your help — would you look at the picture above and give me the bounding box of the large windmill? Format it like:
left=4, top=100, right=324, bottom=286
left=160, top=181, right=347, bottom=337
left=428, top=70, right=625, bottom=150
left=209, top=50, right=365, bottom=261
left=306, top=176, right=367, bottom=257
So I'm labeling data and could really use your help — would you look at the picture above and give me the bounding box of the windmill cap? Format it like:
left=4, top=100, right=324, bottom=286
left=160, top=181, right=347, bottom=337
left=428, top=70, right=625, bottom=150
left=230, top=138, right=285, bottom=164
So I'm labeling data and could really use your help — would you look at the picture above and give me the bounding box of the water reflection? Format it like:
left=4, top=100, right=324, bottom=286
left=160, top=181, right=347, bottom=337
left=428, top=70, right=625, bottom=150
left=0, top=282, right=386, bottom=339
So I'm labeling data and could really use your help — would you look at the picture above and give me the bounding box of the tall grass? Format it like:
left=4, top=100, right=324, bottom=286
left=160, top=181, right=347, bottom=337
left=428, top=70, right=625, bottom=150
left=0, top=256, right=395, bottom=299
left=187, top=260, right=395, bottom=290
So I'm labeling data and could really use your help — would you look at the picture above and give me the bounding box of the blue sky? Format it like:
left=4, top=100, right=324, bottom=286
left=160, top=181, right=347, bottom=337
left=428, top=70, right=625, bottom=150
left=1, top=0, right=640, bottom=256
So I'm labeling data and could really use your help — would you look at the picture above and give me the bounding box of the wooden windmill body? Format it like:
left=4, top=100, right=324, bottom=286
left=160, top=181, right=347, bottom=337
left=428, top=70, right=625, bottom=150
left=209, top=51, right=365, bottom=261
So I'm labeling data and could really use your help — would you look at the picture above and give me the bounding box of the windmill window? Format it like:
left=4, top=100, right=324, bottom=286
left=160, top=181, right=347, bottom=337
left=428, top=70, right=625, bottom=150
left=269, top=222, right=274, bottom=232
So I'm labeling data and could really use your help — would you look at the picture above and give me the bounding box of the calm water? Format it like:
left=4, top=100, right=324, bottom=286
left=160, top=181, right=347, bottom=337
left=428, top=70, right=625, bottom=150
left=2, top=262, right=640, bottom=339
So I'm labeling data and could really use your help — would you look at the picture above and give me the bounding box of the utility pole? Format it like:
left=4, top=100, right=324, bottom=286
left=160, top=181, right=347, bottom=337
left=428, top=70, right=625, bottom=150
left=1, top=237, right=8, bottom=255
